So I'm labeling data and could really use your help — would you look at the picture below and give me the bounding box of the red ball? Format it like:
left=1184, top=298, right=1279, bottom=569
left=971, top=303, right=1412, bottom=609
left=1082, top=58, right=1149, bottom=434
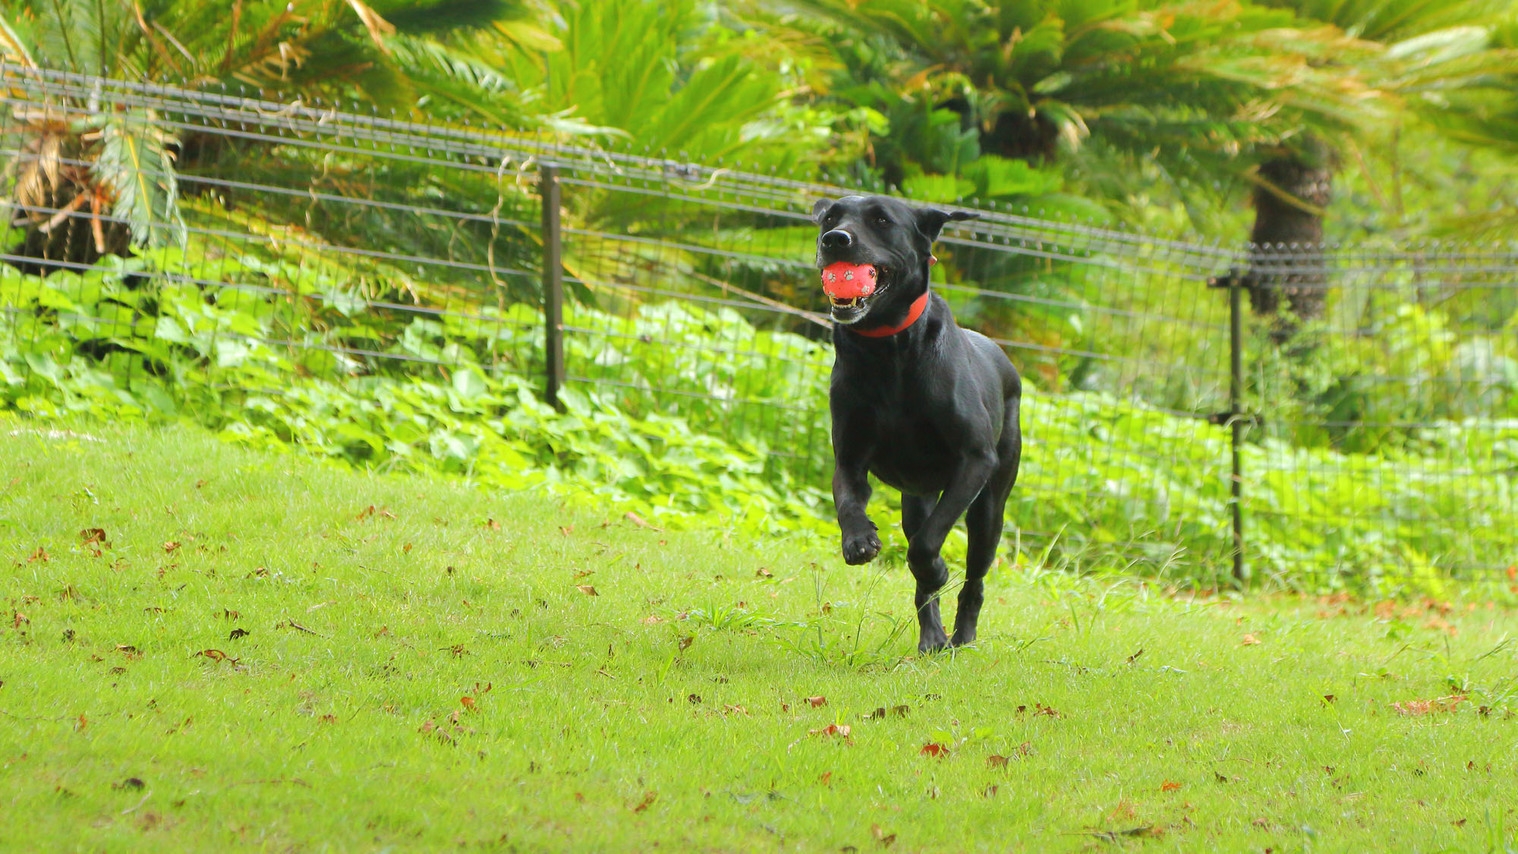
left=820, top=262, right=878, bottom=299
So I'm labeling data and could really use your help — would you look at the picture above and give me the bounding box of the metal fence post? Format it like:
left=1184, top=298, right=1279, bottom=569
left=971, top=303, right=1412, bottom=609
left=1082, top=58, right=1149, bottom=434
left=1209, top=268, right=1248, bottom=585
left=1227, top=276, right=1246, bottom=585
left=540, top=163, right=565, bottom=410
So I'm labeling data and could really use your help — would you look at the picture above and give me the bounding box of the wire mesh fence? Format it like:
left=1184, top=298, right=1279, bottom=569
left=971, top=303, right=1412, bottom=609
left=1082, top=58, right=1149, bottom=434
left=1, top=65, right=1514, bottom=588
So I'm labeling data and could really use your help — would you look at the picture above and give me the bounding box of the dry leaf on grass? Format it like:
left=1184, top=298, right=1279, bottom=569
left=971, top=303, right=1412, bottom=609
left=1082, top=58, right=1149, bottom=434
left=1241, top=634, right=1260, bottom=646
left=624, top=512, right=661, bottom=532
left=1393, top=695, right=1466, bottom=716
left=810, top=723, right=851, bottom=740
left=919, top=742, right=949, bottom=758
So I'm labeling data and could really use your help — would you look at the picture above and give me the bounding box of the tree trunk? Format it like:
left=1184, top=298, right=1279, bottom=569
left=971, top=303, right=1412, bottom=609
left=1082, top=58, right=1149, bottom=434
left=1246, top=147, right=1333, bottom=333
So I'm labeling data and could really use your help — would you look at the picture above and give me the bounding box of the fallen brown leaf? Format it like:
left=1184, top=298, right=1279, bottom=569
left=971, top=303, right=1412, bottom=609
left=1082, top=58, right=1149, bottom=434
left=920, top=742, right=949, bottom=758
left=810, top=723, right=851, bottom=739
left=818, top=771, right=833, bottom=786
left=630, top=790, right=657, bottom=813
left=162, top=541, right=180, bottom=554
left=756, top=567, right=773, bottom=579
left=986, top=754, right=1009, bottom=768
left=807, top=696, right=827, bottom=708
left=624, top=512, right=661, bottom=532
left=1161, top=780, right=1182, bottom=792
left=1393, top=695, right=1466, bottom=716
left=1241, top=634, right=1260, bottom=646
left=576, top=585, right=598, bottom=597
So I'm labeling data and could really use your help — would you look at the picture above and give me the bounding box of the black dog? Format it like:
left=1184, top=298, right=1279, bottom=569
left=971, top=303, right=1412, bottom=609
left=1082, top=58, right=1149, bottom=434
left=813, top=195, right=1022, bottom=652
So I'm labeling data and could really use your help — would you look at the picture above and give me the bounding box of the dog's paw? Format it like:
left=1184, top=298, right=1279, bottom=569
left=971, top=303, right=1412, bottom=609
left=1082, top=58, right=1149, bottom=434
left=918, top=634, right=950, bottom=654
left=841, top=530, right=881, bottom=565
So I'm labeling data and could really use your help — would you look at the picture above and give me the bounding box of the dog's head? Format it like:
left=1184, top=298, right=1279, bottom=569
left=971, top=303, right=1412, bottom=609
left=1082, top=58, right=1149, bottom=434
left=812, top=195, right=978, bottom=327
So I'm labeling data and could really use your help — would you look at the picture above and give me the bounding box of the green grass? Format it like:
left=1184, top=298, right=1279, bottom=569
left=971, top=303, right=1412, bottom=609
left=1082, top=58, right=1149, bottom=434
left=3, top=417, right=1518, bottom=852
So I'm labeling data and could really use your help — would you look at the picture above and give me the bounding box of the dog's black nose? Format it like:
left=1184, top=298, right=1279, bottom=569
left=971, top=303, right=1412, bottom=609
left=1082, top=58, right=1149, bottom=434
left=821, top=229, right=853, bottom=248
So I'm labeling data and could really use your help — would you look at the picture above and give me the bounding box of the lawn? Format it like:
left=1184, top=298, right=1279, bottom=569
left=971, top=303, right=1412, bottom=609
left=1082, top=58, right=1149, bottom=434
left=2, top=418, right=1516, bottom=852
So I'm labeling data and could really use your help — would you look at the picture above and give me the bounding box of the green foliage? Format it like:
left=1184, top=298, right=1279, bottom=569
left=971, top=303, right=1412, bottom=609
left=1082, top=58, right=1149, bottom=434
left=0, top=249, right=832, bottom=539
left=3, top=244, right=1514, bottom=595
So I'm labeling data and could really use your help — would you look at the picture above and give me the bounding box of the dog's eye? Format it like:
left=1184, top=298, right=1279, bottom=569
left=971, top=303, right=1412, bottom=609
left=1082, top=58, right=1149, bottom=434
left=875, top=216, right=889, bottom=225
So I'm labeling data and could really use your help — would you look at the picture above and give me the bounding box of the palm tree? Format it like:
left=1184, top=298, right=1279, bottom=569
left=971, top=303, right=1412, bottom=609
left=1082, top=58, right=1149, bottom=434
left=756, top=0, right=1384, bottom=189
left=1242, top=0, right=1518, bottom=325
left=0, top=0, right=562, bottom=273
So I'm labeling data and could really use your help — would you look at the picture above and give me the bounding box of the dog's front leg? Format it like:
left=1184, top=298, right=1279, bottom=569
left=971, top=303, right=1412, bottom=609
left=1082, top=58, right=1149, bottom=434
left=832, top=454, right=880, bottom=566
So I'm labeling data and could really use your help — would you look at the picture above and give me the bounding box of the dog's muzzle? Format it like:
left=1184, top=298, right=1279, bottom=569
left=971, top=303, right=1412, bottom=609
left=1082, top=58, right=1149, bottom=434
left=821, top=262, right=882, bottom=320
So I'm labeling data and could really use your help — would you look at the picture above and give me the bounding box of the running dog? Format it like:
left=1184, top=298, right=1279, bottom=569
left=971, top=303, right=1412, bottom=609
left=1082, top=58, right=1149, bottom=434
left=814, top=195, right=1022, bottom=652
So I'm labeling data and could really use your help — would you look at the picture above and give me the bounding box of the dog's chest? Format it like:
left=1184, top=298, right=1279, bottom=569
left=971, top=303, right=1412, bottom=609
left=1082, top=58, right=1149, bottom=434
left=837, top=377, right=957, bottom=494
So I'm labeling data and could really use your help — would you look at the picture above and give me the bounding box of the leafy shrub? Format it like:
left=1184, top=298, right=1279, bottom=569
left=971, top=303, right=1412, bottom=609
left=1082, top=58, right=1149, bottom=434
left=2, top=246, right=1514, bottom=595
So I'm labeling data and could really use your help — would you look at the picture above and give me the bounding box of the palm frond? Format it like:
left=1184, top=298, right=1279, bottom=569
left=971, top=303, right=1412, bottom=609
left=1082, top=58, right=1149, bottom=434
left=0, top=10, right=37, bottom=67
left=92, top=109, right=185, bottom=249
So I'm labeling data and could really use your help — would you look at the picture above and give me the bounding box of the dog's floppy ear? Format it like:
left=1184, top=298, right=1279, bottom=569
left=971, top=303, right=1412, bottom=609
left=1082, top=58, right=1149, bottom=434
left=811, top=199, right=833, bottom=224
left=915, top=208, right=980, bottom=242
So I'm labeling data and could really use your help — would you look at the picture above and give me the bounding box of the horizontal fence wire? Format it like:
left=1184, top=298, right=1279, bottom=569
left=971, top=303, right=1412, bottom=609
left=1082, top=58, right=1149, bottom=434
left=2, top=65, right=1515, bottom=588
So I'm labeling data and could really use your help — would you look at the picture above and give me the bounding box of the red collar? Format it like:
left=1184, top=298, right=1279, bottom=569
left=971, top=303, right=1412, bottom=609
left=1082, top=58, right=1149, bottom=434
left=852, top=292, right=929, bottom=338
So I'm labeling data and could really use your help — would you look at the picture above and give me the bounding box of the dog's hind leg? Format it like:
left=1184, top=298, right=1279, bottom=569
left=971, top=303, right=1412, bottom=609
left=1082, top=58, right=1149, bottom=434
left=901, top=493, right=951, bottom=652
left=952, top=403, right=1021, bottom=647
left=951, top=476, right=1011, bottom=647
left=901, top=493, right=936, bottom=542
